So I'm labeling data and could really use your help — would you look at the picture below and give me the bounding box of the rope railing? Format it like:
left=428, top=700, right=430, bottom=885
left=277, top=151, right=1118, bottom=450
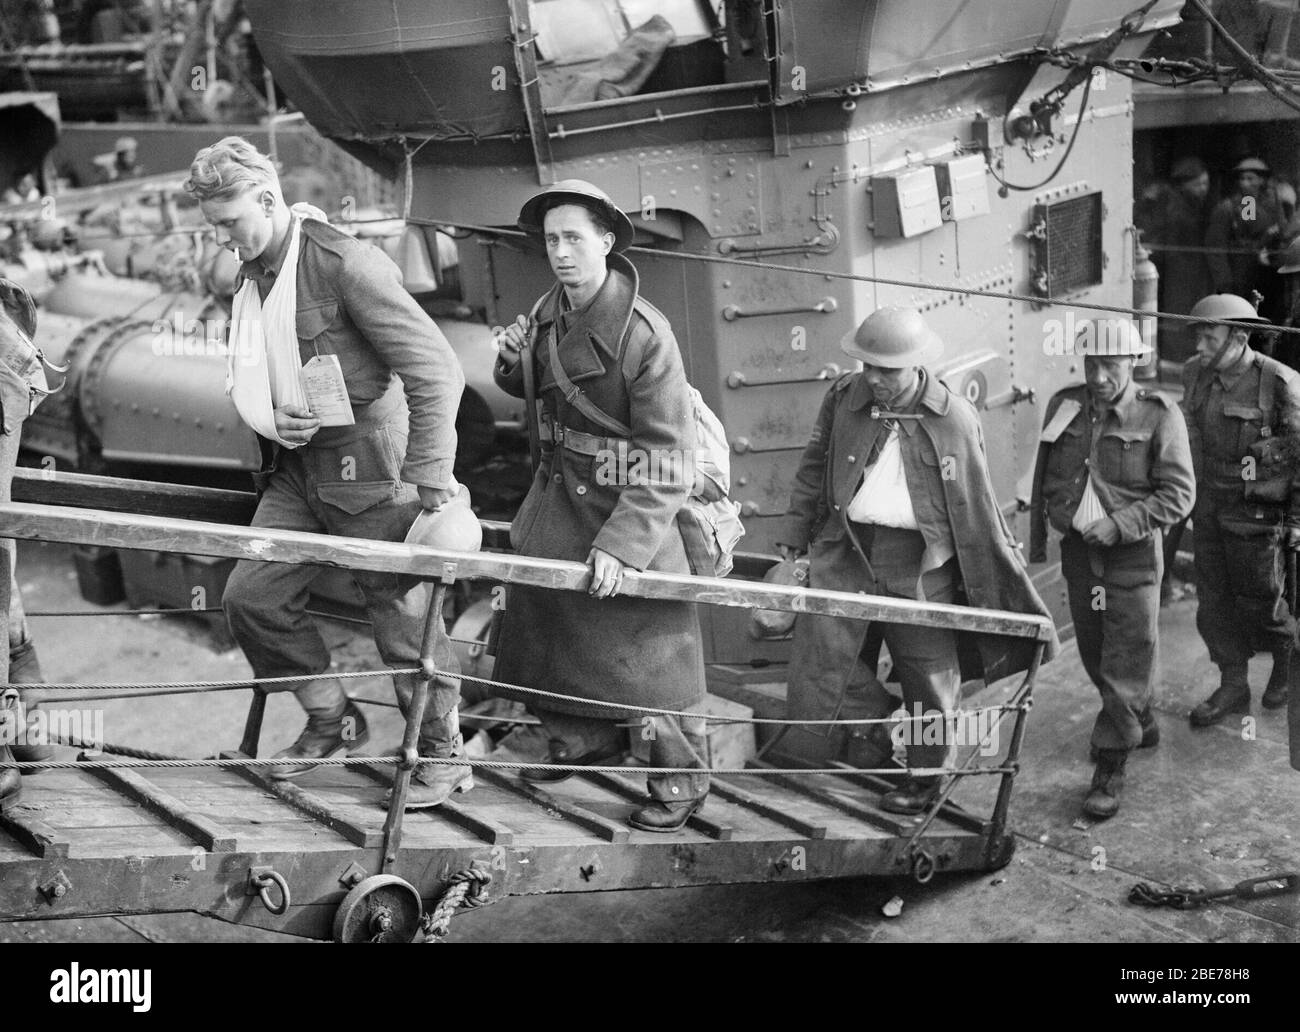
left=17, top=664, right=1024, bottom=728
left=5, top=754, right=1012, bottom=779
left=26, top=602, right=481, bottom=644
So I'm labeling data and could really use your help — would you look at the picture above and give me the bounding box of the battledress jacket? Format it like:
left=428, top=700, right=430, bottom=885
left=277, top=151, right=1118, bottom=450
left=236, top=217, right=463, bottom=489
left=490, top=254, right=706, bottom=719
left=773, top=370, right=1059, bottom=721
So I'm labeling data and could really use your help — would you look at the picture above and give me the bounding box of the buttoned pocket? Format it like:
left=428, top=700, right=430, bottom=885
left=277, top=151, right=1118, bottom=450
left=316, top=480, right=398, bottom=515
left=296, top=300, right=339, bottom=344
left=1046, top=422, right=1084, bottom=480
left=1223, top=403, right=1266, bottom=454
left=1100, top=428, right=1154, bottom=483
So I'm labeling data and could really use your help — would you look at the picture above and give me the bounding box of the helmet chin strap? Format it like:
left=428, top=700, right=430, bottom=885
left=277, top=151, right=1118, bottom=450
left=1207, top=330, right=1246, bottom=372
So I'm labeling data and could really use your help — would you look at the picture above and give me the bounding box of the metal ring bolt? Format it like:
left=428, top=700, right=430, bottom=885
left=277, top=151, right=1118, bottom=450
left=252, top=870, right=291, bottom=916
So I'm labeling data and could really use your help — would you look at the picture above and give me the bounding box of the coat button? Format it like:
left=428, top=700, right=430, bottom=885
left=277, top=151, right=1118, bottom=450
left=671, top=786, right=680, bottom=795
left=847, top=455, right=856, bottom=463
left=833, top=503, right=841, bottom=511
left=576, top=485, right=587, bottom=495
left=553, top=473, right=563, bottom=483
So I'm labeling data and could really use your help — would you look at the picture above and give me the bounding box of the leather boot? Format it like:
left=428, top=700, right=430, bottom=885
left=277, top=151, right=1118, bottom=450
left=628, top=795, right=706, bottom=833
left=386, top=707, right=473, bottom=810
left=269, top=679, right=370, bottom=780
left=1090, top=706, right=1160, bottom=762
left=9, top=639, right=53, bottom=765
left=1190, top=668, right=1251, bottom=727
left=1138, top=705, right=1160, bottom=748
left=880, top=775, right=942, bottom=815
left=1263, top=644, right=1292, bottom=710
left=841, top=721, right=900, bottom=771
left=0, top=689, right=23, bottom=813
left=1082, top=748, right=1127, bottom=820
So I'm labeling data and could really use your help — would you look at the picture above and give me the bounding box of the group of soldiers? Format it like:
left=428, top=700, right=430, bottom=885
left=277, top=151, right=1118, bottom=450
left=1031, top=293, right=1300, bottom=819
left=778, top=290, right=1299, bottom=821
left=2, top=142, right=1297, bottom=830
left=1140, top=154, right=1300, bottom=363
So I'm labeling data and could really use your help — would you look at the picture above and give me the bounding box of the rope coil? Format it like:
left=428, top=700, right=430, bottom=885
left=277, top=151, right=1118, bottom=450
left=421, top=867, right=493, bottom=941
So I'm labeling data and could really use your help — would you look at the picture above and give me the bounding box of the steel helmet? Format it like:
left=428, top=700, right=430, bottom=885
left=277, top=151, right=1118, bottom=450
left=1232, top=156, right=1270, bottom=175
left=398, top=484, right=482, bottom=592
left=1188, top=293, right=1267, bottom=325
left=1279, top=237, right=1300, bottom=275
left=405, top=484, right=482, bottom=553
left=840, top=306, right=943, bottom=367
left=517, top=179, right=636, bottom=253
left=1170, top=156, right=1207, bottom=183
left=0, top=277, right=37, bottom=339
left=1073, top=317, right=1151, bottom=357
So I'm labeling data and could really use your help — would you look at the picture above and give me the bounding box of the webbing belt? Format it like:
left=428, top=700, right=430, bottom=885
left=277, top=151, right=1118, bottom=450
left=539, top=420, right=628, bottom=457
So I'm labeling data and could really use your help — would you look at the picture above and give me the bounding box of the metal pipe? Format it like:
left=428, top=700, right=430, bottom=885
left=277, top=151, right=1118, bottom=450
left=381, top=579, right=450, bottom=872
left=722, top=297, right=837, bottom=321
left=727, top=363, right=841, bottom=389
left=987, top=642, right=1044, bottom=843
left=730, top=438, right=806, bottom=455
left=551, top=101, right=763, bottom=140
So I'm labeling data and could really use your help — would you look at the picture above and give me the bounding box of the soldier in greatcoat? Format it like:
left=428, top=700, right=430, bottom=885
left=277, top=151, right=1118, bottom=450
left=492, top=180, right=709, bottom=833
left=775, top=307, right=1058, bottom=815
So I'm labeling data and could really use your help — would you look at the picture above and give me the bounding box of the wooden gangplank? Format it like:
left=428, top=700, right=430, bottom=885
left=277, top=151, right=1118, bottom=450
left=0, top=757, right=1008, bottom=940
left=0, top=473, right=1047, bottom=940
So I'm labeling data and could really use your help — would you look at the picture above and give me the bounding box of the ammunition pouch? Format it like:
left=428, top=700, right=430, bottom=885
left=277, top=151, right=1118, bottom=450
left=1243, top=434, right=1294, bottom=504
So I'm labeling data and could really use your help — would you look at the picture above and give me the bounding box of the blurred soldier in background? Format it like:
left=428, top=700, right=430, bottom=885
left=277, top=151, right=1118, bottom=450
left=1137, top=156, right=1213, bottom=364
left=1206, top=157, right=1282, bottom=311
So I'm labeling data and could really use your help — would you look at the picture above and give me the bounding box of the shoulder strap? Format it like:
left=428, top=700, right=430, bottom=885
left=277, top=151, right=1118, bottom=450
left=520, top=291, right=553, bottom=472
left=546, top=319, right=632, bottom=437
left=1188, top=361, right=1216, bottom=419
left=1259, top=358, right=1279, bottom=432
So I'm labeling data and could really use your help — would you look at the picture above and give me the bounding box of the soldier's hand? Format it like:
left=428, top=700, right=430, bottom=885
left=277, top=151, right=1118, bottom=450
left=587, top=547, right=627, bottom=598
left=273, top=403, right=320, bottom=446
left=1285, top=526, right=1300, bottom=551
left=492, top=315, right=531, bottom=369
left=1081, top=517, right=1121, bottom=547
left=417, top=484, right=457, bottom=511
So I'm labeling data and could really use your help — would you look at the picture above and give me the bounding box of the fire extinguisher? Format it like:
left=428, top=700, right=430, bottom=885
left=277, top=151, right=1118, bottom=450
left=1133, top=232, right=1159, bottom=380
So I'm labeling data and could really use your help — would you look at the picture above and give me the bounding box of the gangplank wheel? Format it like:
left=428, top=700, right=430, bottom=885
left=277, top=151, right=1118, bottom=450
left=333, top=875, right=424, bottom=943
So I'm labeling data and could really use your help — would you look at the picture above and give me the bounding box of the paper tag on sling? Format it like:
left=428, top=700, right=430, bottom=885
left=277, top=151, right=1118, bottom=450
left=1039, top=398, right=1082, bottom=443
left=300, top=354, right=355, bottom=427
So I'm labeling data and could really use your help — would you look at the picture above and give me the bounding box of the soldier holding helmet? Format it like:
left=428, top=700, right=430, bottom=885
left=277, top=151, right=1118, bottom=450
left=1031, top=318, right=1194, bottom=819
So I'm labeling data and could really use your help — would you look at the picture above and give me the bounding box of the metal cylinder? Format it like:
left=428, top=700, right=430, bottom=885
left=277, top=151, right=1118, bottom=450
left=1132, top=235, right=1159, bottom=380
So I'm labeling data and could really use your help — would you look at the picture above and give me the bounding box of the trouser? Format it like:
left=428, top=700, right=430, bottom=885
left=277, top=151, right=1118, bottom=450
left=1060, top=531, right=1162, bottom=752
left=532, top=706, right=709, bottom=803
left=850, top=525, right=962, bottom=772
left=223, top=443, right=461, bottom=733
left=1192, top=494, right=1295, bottom=671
